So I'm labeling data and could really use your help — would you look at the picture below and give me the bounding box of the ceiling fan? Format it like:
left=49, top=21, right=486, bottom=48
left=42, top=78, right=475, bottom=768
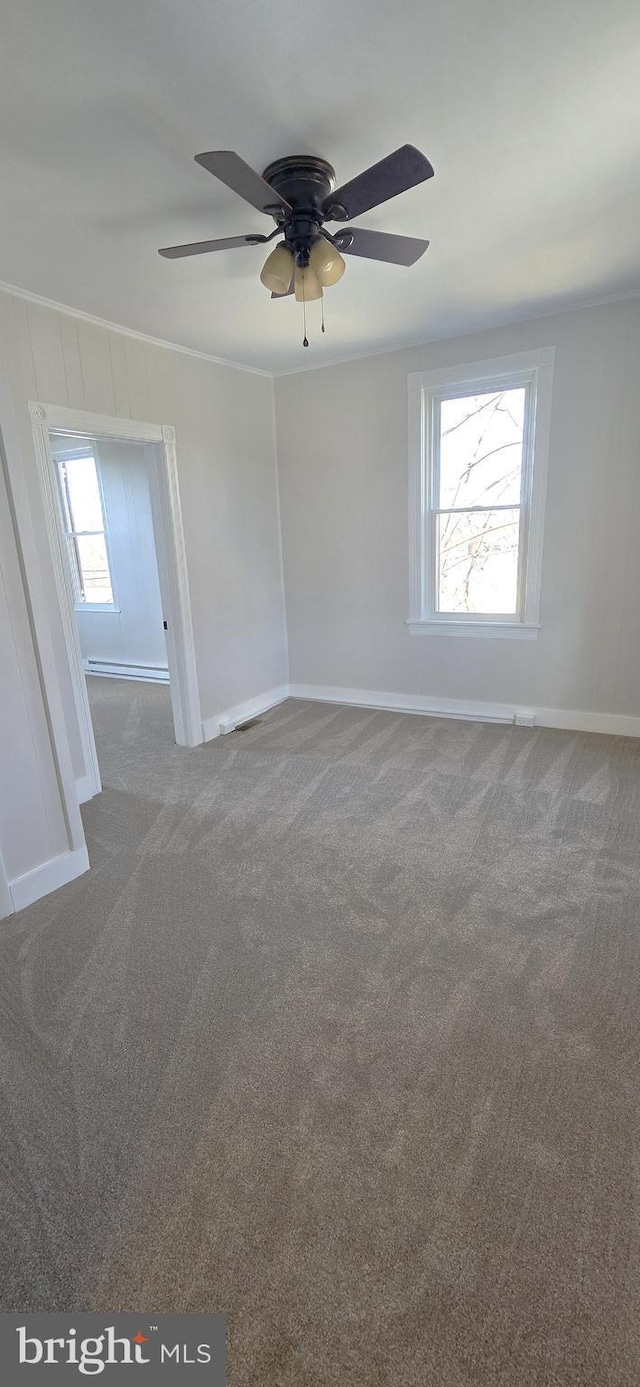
left=158, top=145, right=434, bottom=345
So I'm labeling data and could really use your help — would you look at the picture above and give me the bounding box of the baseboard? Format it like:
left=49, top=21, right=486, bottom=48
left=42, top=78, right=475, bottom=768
left=288, top=683, right=640, bottom=740
left=83, top=660, right=170, bottom=684
left=201, top=685, right=289, bottom=742
left=10, top=844, right=90, bottom=914
left=289, top=683, right=515, bottom=724
left=533, top=706, right=640, bottom=737
left=76, top=772, right=101, bottom=804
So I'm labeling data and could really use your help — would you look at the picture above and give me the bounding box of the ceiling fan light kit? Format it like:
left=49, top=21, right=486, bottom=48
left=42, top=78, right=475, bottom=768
left=293, top=264, right=322, bottom=303
left=159, top=144, right=434, bottom=347
left=309, top=237, right=346, bottom=286
left=260, top=242, right=294, bottom=294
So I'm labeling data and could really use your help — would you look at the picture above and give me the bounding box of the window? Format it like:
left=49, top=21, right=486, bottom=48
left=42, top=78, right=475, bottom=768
left=55, top=446, right=115, bottom=607
left=408, top=347, right=554, bottom=638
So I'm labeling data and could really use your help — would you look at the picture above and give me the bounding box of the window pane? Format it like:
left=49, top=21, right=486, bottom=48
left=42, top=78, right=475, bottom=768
left=437, top=508, right=520, bottom=615
left=75, top=534, right=114, bottom=604
left=439, top=388, right=525, bottom=510
left=64, top=454, right=106, bottom=533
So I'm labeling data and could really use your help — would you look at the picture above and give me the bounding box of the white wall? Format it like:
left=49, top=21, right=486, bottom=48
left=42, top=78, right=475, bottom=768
left=51, top=436, right=168, bottom=673
left=275, top=298, right=640, bottom=724
left=0, top=344, right=87, bottom=916
left=0, top=288, right=288, bottom=785
left=0, top=448, right=67, bottom=880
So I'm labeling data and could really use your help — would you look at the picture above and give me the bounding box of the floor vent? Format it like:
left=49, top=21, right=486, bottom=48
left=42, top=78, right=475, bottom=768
left=235, top=717, right=262, bottom=732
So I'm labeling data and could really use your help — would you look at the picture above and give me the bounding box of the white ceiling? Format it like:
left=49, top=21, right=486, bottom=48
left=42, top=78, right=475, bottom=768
left=2, top=0, right=640, bottom=373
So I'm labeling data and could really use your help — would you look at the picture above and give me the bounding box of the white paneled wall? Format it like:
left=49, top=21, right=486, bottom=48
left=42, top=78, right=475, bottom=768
left=0, top=454, right=67, bottom=879
left=0, top=342, right=88, bottom=916
left=0, top=288, right=288, bottom=784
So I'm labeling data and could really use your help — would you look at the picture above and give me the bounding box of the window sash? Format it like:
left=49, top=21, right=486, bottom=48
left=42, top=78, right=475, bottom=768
left=425, top=377, right=534, bottom=622
left=434, top=506, right=523, bottom=618
left=56, top=454, right=116, bottom=607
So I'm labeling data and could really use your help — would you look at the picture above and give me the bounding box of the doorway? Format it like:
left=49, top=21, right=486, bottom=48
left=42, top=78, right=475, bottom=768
left=51, top=431, right=170, bottom=682
left=29, top=403, right=201, bottom=804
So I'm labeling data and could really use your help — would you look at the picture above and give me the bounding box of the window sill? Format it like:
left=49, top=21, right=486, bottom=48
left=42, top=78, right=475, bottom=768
left=406, top=619, right=540, bottom=641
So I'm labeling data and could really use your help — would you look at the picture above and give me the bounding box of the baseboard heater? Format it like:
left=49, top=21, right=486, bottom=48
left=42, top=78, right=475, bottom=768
left=84, top=660, right=170, bottom=684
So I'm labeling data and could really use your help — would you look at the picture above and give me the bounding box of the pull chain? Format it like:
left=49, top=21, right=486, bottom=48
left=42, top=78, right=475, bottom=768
left=321, top=294, right=325, bottom=334
left=302, top=279, right=308, bottom=348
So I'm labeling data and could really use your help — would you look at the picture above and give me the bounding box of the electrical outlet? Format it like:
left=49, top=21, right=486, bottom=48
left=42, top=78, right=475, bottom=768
left=514, top=710, right=535, bottom=728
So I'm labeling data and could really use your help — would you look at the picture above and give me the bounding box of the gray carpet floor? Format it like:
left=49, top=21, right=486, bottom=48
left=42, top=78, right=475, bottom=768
left=2, top=676, right=640, bottom=1385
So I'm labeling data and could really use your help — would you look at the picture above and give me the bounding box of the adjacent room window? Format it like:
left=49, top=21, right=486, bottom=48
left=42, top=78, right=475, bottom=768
left=408, top=347, right=554, bottom=638
left=55, top=448, right=115, bottom=607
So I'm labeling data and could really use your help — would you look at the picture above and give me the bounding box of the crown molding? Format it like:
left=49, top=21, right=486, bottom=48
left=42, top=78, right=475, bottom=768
left=271, top=284, right=640, bottom=377
left=2, top=275, right=640, bottom=383
left=0, top=278, right=273, bottom=378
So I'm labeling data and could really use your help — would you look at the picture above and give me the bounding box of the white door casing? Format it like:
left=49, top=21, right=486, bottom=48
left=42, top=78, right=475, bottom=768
left=29, top=403, right=202, bottom=804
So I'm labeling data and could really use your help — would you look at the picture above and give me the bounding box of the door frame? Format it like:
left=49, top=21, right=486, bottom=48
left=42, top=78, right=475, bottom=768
left=29, top=402, right=202, bottom=800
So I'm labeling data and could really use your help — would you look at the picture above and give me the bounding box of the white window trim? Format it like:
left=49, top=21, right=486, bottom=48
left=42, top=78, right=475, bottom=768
left=407, top=346, right=555, bottom=638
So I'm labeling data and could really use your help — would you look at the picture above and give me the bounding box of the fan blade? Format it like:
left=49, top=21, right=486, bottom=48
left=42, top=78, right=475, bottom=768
left=271, top=284, right=294, bottom=298
left=194, top=151, right=291, bottom=215
left=323, top=144, right=434, bottom=221
left=339, top=227, right=429, bottom=266
left=158, top=234, right=267, bottom=258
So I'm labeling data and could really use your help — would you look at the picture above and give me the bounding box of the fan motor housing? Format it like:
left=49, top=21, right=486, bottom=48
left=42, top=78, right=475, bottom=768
left=262, top=156, right=336, bottom=215
left=262, top=156, right=341, bottom=264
